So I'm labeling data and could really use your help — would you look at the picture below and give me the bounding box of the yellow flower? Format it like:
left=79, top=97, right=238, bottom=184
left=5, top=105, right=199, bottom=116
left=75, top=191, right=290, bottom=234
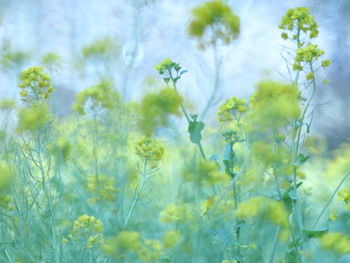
left=188, top=0, right=240, bottom=48
left=217, top=97, right=247, bottom=123
left=138, top=239, right=164, bottom=263
left=279, top=7, right=318, bottom=40
left=135, top=137, right=164, bottom=163
left=68, top=214, right=104, bottom=248
left=250, top=80, right=300, bottom=129
left=162, top=230, right=181, bottom=249
left=319, top=232, right=350, bottom=254
left=72, top=79, right=119, bottom=115
left=182, top=159, right=229, bottom=185
left=159, top=203, right=193, bottom=223
left=18, top=66, right=54, bottom=103
left=237, top=196, right=289, bottom=228
left=86, top=174, right=117, bottom=202
left=138, top=87, right=183, bottom=135
left=103, top=231, right=141, bottom=259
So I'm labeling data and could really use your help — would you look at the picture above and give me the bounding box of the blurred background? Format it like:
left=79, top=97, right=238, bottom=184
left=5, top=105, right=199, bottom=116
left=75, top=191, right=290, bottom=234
left=0, top=0, right=348, bottom=148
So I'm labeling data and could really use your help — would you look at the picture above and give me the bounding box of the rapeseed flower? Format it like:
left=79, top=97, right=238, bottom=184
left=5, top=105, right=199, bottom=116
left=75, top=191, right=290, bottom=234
left=188, top=0, right=240, bottom=48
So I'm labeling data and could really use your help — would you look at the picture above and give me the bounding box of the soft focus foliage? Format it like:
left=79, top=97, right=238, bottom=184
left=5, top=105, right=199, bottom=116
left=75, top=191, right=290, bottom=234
left=73, top=79, right=120, bottom=115
left=137, top=87, right=183, bottom=135
left=0, top=4, right=348, bottom=263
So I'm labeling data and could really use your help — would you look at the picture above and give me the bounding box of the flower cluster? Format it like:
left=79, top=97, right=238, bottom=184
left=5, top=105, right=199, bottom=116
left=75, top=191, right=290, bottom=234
left=103, top=231, right=142, bottom=259
left=86, top=174, right=117, bottom=203
left=67, top=214, right=104, bottom=248
left=162, top=230, right=181, bottom=249
left=73, top=79, right=120, bottom=115
left=338, top=188, right=350, bottom=210
left=236, top=196, right=289, bottom=228
left=182, top=159, right=229, bottom=185
left=138, top=87, right=183, bottom=135
left=103, top=230, right=181, bottom=262
left=319, top=232, right=350, bottom=254
left=279, top=7, right=331, bottom=80
left=250, top=80, right=300, bottom=129
left=217, top=96, right=247, bottom=122
left=188, top=0, right=240, bottom=48
left=293, top=43, right=328, bottom=71
left=135, top=137, right=164, bottom=164
left=279, top=7, right=318, bottom=41
left=138, top=239, right=164, bottom=263
left=154, top=58, right=185, bottom=84
left=252, top=140, right=289, bottom=167
left=200, top=195, right=235, bottom=219
left=18, top=66, right=54, bottom=104
left=159, top=203, right=193, bottom=223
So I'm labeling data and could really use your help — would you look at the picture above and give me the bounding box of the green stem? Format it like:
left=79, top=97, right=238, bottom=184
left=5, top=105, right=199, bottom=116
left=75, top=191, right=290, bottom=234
left=171, top=80, right=206, bottom=159
left=313, top=169, right=350, bottom=229
left=269, top=225, right=281, bottom=263
left=124, top=159, right=148, bottom=228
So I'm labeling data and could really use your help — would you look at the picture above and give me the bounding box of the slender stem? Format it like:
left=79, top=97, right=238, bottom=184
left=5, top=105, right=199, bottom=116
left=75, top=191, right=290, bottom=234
left=124, top=159, right=148, bottom=228
left=171, top=80, right=206, bottom=159
left=313, top=169, right=350, bottom=229
left=92, top=114, right=100, bottom=192
left=269, top=225, right=281, bottom=263
left=201, top=42, right=221, bottom=119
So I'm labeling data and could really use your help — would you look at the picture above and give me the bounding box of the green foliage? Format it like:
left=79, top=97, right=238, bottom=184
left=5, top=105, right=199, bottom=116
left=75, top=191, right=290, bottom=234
left=82, top=36, right=119, bottom=60
left=41, top=52, right=62, bottom=71
left=0, top=98, right=16, bottom=110
left=0, top=4, right=348, bottom=263
left=0, top=161, right=13, bottom=192
left=16, top=104, right=51, bottom=133
left=0, top=45, right=30, bottom=71
left=188, top=114, right=204, bottom=144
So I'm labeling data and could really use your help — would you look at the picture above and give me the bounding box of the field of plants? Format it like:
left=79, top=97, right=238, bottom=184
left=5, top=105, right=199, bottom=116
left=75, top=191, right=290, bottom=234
left=0, top=1, right=349, bottom=262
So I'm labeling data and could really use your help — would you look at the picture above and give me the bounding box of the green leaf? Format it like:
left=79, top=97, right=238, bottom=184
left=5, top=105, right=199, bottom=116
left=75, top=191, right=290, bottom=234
left=285, top=249, right=299, bottom=263
left=223, top=143, right=236, bottom=178
left=282, top=182, right=303, bottom=213
left=294, top=153, right=309, bottom=166
left=303, top=228, right=328, bottom=239
left=188, top=120, right=204, bottom=144
left=287, top=238, right=303, bottom=249
left=180, top=70, right=188, bottom=76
